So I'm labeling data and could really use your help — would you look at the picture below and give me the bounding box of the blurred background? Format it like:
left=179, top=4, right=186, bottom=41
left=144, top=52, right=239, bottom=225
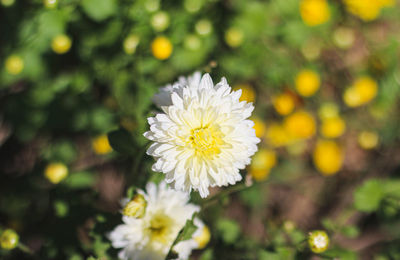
left=1, top=0, right=400, bottom=259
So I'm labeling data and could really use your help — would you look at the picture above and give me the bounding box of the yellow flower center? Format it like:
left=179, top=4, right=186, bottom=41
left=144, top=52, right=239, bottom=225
left=147, top=213, right=174, bottom=245
left=189, top=125, right=224, bottom=158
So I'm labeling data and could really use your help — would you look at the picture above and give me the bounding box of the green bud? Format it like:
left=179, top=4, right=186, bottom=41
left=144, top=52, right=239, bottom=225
left=308, top=230, right=329, bottom=253
left=122, top=194, right=147, bottom=218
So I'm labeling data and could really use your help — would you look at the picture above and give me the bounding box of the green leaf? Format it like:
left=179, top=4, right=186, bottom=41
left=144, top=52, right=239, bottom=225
left=166, top=213, right=198, bottom=259
left=173, top=215, right=198, bottom=244
left=107, top=128, right=137, bottom=155
left=54, top=200, right=69, bottom=218
left=382, top=179, right=400, bottom=198
left=199, top=249, right=213, bottom=260
left=42, top=140, right=77, bottom=164
left=64, top=171, right=95, bottom=189
left=289, top=230, right=306, bottom=244
left=92, top=233, right=110, bottom=257
left=239, top=184, right=264, bottom=208
left=216, top=218, right=241, bottom=244
left=276, top=247, right=295, bottom=259
left=321, top=218, right=336, bottom=232
left=354, top=179, right=384, bottom=212
left=323, top=248, right=358, bottom=260
left=259, top=250, right=281, bottom=260
left=81, top=0, right=117, bottom=22
left=126, top=186, right=137, bottom=199
left=341, top=226, right=360, bottom=238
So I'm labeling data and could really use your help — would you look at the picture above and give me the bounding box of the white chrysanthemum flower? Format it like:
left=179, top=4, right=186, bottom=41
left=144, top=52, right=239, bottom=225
left=152, top=72, right=202, bottom=107
left=108, top=181, right=204, bottom=260
left=145, top=73, right=260, bottom=198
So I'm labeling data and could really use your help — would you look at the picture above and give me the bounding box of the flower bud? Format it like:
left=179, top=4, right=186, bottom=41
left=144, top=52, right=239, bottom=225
left=0, top=229, right=19, bottom=250
left=308, top=230, right=329, bottom=253
left=123, top=194, right=147, bottom=218
left=194, top=225, right=211, bottom=249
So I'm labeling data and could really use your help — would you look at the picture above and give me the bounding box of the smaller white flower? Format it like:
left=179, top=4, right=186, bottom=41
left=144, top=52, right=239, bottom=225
left=108, top=181, right=205, bottom=260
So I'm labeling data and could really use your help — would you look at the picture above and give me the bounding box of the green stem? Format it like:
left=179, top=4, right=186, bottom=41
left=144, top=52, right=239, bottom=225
left=129, top=141, right=151, bottom=187
left=18, top=243, right=33, bottom=255
left=201, top=178, right=273, bottom=209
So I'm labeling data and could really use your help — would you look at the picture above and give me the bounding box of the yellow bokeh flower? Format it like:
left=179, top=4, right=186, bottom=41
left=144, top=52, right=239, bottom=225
left=44, top=163, right=68, bottom=184
left=195, top=19, right=212, bottom=36
left=284, top=110, right=316, bottom=140
left=43, top=0, right=57, bottom=9
left=313, top=140, right=343, bottom=175
left=51, top=34, right=72, bottom=54
left=332, top=27, right=355, bottom=49
left=287, top=140, right=307, bottom=155
left=1, top=0, right=15, bottom=7
left=354, top=76, right=378, bottom=102
left=300, top=0, right=331, bottom=26
left=194, top=225, right=211, bottom=249
left=343, top=76, right=378, bottom=107
left=252, top=117, right=266, bottom=138
left=343, top=0, right=394, bottom=21
left=295, top=69, right=321, bottom=97
left=358, top=131, right=379, bottom=149
left=321, top=116, right=346, bottom=138
left=151, top=36, right=173, bottom=60
left=318, top=102, right=339, bottom=120
left=378, top=0, right=395, bottom=7
left=225, top=27, right=244, bottom=48
left=265, top=123, right=292, bottom=147
left=234, top=84, right=256, bottom=103
left=273, top=92, right=295, bottom=115
left=249, top=148, right=277, bottom=181
left=151, top=11, right=170, bottom=32
left=92, top=135, right=113, bottom=155
left=301, top=38, right=322, bottom=61
left=0, top=229, right=19, bottom=250
left=5, top=55, right=24, bottom=75
left=123, top=34, right=140, bottom=55
left=184, top=34, right=201, bottom=50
